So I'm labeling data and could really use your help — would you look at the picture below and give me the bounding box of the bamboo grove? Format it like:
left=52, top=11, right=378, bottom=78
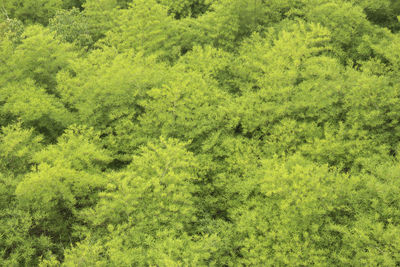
left=1, top=0, right=400, bottom=265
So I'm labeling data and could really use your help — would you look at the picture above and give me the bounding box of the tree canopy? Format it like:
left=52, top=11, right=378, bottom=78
left=1, top=0, right=400, bottom=265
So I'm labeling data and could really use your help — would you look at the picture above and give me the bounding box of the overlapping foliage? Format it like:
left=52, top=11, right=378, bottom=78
left=1, top=0, right=400, bottom=265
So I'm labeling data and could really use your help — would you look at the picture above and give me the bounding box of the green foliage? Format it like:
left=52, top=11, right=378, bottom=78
left=0, top=207, right=52, bottom=266
left=0, top=17, right=23, bottom=44
left=2, top=0, right=63, bottom=25
left=228, top=156, right=400, bottom=265
left=158, top=0, right=213, bottom=18
left=353, top=0, right=400, bottom=32
left=81, top=0, right=121, bottom=42
left=7, top=25, right=77, bottom=90
left=2, top=0, right=400, bottom=265
left=0, top=124, right=49, bottom=266
left=32, top=125, right=111, bottom=172
left=137, top=71, right=233, bottom=153
left=49, top=8, right=93, bottom=48
left=0, top=18, right=23, bottom=92
left=57, top=51, right=169, bottom=159
left=103, top=0, right=172, bottom=52
left=64, top=138, right=210, bottom=265
left=304, top=0, right=377, bottom=61
left=100, top=0, right=192, bottom=61
left=0, top=122, right=43, bottom=175
left=14, top=126, right=111, bottom=260
left=0, top=80, right=74, bottom=139
left=232, top=22, right=334, bottom=139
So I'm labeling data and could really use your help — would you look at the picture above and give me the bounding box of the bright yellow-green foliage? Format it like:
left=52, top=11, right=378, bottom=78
left=1, top=0, right=400, bottom=266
